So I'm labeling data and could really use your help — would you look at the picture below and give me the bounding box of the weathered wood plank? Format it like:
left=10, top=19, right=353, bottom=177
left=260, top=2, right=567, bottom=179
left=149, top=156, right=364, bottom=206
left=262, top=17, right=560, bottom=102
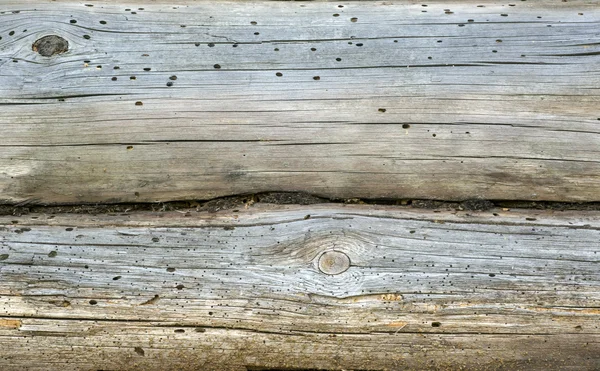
left=1, top=1, right=600, bottom=204
left=1, top=204, right=599, bottom=370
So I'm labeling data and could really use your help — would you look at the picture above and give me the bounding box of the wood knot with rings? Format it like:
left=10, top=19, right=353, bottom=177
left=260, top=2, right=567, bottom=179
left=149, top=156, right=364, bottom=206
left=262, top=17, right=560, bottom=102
left=318, top=250, right=350, bottom=275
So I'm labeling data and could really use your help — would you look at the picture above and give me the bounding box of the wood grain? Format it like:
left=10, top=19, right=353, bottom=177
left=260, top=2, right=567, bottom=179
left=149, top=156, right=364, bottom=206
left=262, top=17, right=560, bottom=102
left=1, top=204, right=599, bottom=370
left=1, top=1, right=600, bottom=204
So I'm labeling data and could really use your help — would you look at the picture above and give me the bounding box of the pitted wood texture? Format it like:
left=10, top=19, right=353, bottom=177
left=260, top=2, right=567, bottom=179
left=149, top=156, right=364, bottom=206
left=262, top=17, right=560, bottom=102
left=1, top=1, right=599, bottom=204
left=1, top=204, right=599, bottom=370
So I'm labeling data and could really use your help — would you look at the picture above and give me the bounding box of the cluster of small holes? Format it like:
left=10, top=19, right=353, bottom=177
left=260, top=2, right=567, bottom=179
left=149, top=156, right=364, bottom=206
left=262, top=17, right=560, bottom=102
left=1, top=209, right=595, bottom=332
left=166, top=75, right=177, bottom=87
left=20, top=4, right=589, bottom=129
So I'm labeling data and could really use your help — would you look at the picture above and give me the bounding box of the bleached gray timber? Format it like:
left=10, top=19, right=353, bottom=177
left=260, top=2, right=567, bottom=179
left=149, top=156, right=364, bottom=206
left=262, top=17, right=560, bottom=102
left=1, top=1, right=600, bottom=204
left=1, top=204, right=599, bottom=370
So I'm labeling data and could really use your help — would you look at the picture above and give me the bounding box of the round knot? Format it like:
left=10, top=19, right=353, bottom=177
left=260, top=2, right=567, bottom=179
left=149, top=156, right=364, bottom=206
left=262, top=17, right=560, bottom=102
left=318, top=251, right=350, bottom=275
left=32, top=35, right=69, bottom=57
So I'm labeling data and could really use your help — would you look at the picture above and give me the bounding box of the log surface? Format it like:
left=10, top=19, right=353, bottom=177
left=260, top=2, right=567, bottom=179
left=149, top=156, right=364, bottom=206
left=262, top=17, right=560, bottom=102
left=1, top=1, right=600, bottom=204
left=1, top=204, right=599, bottom=370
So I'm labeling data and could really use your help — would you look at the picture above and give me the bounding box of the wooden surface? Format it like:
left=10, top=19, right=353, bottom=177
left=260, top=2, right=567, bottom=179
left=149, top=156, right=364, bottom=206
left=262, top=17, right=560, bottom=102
left=1, top=204, right=599, bottom=370
left=1, top=1, right=600, bottom=204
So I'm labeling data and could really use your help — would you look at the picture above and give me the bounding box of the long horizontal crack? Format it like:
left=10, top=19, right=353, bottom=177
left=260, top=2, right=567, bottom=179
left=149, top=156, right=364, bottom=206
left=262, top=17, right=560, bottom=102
left=2, top=192, right=600, bottom=216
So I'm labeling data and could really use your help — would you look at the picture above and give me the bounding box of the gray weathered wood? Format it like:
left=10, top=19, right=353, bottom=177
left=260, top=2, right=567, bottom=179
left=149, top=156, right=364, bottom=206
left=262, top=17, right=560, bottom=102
left=1, top=204, right=599, bottom=370
left=1, top=1, right=600, bottom=204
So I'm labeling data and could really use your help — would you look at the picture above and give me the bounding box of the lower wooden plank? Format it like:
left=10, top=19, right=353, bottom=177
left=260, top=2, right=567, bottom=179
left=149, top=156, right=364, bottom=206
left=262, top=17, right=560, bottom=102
left=1, top=204, right=599, bottom=370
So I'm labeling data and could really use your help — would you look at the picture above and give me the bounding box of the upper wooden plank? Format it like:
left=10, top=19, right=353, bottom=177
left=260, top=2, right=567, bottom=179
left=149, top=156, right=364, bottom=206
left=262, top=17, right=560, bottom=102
left=1, top=1, right=599, bottom=204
